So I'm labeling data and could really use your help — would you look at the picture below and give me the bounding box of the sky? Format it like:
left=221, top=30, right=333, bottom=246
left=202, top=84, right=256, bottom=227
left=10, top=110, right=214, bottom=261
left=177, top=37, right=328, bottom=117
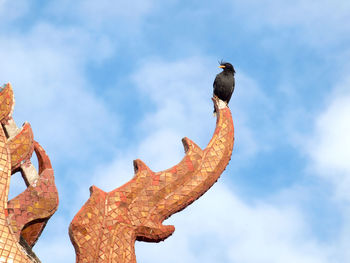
left=1, top=0, right=350, bottom=262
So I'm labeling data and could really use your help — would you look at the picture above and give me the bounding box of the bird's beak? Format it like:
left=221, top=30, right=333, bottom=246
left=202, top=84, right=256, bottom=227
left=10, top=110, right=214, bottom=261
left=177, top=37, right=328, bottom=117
left=218, top=65, right=225, bottom=68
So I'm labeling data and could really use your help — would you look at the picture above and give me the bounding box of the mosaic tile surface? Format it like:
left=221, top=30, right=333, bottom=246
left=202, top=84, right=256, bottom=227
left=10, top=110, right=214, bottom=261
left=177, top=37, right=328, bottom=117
left=70, top=97, right=234, bottom=263
left=7, top=141, right=59, bottom=247
left=7, top=123, right=34, bottom=173
left=0, top=83, right=59, bottom=262
left=0, top=83, right=14, bottom=124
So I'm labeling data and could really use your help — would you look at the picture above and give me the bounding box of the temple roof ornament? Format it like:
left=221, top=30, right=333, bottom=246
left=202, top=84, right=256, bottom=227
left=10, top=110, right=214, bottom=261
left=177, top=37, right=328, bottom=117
left=69, top=97, right=234, bottom=262
left=0, top=84, right=234, bottom=263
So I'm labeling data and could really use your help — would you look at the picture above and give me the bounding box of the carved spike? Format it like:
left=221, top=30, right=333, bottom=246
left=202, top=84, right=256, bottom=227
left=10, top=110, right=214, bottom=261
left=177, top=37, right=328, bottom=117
left=33, top=141, right=52, bottom=174
left=7, top=122, right=35, bottom=173
left=136, top=224, right=175, bottom=242
left=133, top=159, right=152, bottom=175
left=70, top=184, right=108, bottom=262
left=0, top=83, right=15, bottom=124
left=182, top=137, right=202, bottom=154
left=89, top=185, right=105, bottom=197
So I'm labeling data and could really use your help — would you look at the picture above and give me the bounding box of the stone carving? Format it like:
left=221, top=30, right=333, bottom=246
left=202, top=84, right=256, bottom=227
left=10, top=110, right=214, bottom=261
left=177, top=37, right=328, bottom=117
left=0, top=83, right=59, bottom=263
left=69, top=97, right=234, bottom=262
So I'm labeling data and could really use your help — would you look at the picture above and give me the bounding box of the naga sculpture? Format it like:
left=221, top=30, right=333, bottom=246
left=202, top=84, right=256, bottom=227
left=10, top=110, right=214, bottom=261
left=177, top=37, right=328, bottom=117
left=0, top=83, right=234, bottom=263
left=69, top=98, right=234, bottom=262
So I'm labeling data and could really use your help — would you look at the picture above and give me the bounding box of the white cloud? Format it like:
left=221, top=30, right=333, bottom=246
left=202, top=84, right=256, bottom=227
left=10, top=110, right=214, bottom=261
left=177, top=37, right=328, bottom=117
left=136, top=184, right=329, bottom=263
left=300, top=78, right=350, bottom=262
left=0, top=23, right=119, bottom=162
left=232, top=0, right=350, bottom=45
left=133, top=57, right=274, bottom=162
left=45, top=0, right=159, bottom=31
left=87, top=56, right=218, bottom=191
left=0, top=20, right=121, bottom=262
left=309, top=95, right=350, bottom=174
left=79, top=0, right=154, bottom=21
left=306, top=86, right=350, bottom=202
left=33, top=215, right=75, bottom=263
left=0, top=0, right=30, bottom=23
left=90, top=153, right=136, bottom=192
left=230, top=73, right=274, bottom=159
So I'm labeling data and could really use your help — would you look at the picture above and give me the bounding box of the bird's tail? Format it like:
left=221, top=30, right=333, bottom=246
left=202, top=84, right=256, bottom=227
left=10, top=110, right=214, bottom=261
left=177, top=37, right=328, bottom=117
left=213, top=95, right=218, bottom=117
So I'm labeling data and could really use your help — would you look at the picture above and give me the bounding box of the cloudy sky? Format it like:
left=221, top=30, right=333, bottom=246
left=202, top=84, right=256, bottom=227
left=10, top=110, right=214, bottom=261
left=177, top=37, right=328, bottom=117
left=1, top=0, right=350, bottom=262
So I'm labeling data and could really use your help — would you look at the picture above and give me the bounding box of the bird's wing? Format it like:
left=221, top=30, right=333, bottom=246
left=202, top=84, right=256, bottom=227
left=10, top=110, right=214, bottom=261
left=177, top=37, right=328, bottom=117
left=213, top=75, right=221, bottom=94
left=226, top=89, right=233, bottom=104
left=213, top=77, right=217, bottom=90
left=226, top=78, right=235, bottom=104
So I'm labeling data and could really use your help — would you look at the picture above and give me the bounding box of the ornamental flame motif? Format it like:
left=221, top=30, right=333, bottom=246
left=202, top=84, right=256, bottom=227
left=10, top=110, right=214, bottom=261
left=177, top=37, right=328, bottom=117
left=0, top=83, right=59, bottom=263
left=0, top=83, right=234, bottom=263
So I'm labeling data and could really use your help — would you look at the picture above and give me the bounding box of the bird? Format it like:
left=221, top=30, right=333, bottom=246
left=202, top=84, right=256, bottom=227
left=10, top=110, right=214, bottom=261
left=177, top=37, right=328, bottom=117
left=213, top=61, right=235, bottom=113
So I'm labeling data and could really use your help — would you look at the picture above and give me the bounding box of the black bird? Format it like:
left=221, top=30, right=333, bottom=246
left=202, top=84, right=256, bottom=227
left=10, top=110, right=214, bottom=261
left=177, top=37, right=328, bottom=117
left=213, top=61, right=235, bottom=112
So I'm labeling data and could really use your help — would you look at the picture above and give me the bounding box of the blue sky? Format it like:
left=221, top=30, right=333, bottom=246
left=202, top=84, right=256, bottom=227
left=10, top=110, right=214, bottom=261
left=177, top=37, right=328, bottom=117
left=1, top=0, right=350, bottom=262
